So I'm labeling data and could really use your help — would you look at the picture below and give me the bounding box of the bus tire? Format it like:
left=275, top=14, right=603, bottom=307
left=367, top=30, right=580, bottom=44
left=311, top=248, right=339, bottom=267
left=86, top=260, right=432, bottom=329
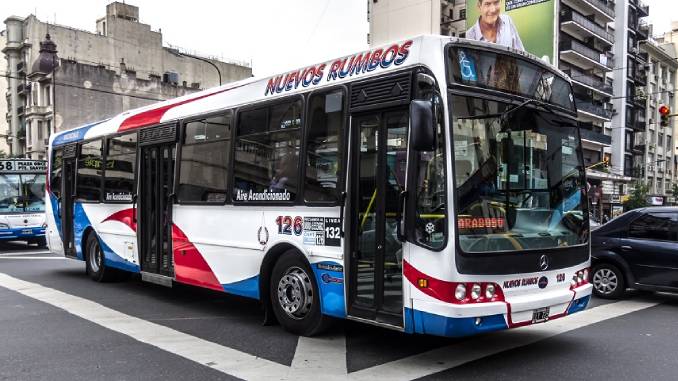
left=85, top=233, right=115, bottom=282
left=35, top=237, right=47, bottom=248
left=270, top=250, right=330, bottom=336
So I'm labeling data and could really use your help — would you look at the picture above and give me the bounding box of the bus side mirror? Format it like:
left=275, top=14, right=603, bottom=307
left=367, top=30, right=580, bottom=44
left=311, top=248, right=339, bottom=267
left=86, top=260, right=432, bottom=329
left=410, top=100, right=436, bottom=151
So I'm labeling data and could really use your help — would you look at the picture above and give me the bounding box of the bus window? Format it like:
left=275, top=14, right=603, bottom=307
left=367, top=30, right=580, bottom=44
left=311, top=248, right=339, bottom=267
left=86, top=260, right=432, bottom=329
left=178, top=112, right=232, bottom=203
left=234, top=99, right=302, bottom=202
left=51, top=149, right=63, bottom=199
left=21, top=174, right=46, bottom=212
left=0, top=174, right=21, bottom=213
left=304, top=89, right=344, bottom=203
left=104, top=133, right=137, bottom=203
left=76, top=140, right=104, bottom=202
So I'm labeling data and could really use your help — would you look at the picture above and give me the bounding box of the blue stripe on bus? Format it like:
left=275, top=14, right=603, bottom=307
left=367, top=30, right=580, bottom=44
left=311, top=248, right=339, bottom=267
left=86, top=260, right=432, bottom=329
left=311, top=262, right=346, bottom=318
left=404, top=307, right=508, bottom=337
left=0, top=227, right=45, bottom=240
left=52, top=119, right=108, bottom=146
left=49, top=192, right=62, bottom=237
left=73, top=202, right=93, bottom=260
left=98, top=237, right=140, bottom=273
left=222, top=276, right=260, bottom=299
left=567, top=295, right=590, bottom=315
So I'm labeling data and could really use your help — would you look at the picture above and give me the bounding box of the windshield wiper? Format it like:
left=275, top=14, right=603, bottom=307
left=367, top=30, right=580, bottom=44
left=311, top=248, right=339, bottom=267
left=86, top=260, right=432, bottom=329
left=459, top=98, right=554, bottom=122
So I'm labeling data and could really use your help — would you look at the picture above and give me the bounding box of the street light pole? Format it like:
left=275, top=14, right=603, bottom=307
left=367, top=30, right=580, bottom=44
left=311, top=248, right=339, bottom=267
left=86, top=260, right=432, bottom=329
left=180, top=52, right=222, bottom=86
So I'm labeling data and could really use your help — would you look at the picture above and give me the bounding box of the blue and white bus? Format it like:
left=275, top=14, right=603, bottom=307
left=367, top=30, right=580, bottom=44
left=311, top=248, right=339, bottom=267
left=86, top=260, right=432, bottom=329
left=0, top=159, right=48, bottom=247
left=46, top=36, right=592, bottom=337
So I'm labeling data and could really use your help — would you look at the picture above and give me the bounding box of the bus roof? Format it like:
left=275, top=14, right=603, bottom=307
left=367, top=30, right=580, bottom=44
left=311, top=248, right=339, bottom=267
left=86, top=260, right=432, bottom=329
left=50, top=35, right=569, bottom=147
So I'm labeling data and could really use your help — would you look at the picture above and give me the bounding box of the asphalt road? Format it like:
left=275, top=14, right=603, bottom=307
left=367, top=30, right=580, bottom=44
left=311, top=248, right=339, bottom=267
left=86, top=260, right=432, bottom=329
left=0, top=241, right=676, bottom=380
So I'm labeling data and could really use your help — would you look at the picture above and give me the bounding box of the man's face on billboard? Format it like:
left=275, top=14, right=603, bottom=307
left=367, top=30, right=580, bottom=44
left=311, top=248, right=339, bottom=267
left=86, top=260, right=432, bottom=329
left=478, top=0, right=501, bottom=25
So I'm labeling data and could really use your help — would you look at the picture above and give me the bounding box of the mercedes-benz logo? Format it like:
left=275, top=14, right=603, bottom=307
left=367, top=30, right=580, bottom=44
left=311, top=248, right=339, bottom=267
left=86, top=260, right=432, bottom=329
left=539, top=255, right=549, bottom=271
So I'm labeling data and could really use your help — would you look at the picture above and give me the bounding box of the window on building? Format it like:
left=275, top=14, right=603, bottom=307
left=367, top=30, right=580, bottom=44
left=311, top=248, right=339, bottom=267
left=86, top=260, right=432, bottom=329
left=46, top=119, right=52, bottom=138
left=76, top=140, right=103, bottom=202
left=178, top=112, right=232, bottom=203
left=44, top=85, right=51, bottom=106
left=234, top=99, right=302, bottom=202
left=37, top=120, right=43, bottom=140
left=658, top=134, right=664, bottom=147
left=460, top=9, right=466, bottom=20
left=103, top=133, right=137, bottom=203
left=26, top=121, right=31, bottom=143
left=305, top=89, right=345, bottom=203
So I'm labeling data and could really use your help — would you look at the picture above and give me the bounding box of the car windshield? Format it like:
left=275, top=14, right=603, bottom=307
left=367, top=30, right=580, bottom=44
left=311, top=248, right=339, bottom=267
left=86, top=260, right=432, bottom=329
left=451, top=95, right=588, bottom=253
left=0, top=174, right=46, bottom=213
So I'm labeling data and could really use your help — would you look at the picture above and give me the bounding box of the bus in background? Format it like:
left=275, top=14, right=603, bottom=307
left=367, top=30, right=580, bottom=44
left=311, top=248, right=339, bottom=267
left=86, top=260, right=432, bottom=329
left=0, top=159, right=48, bottom=247
left=46, top=35, right=592, bottom=338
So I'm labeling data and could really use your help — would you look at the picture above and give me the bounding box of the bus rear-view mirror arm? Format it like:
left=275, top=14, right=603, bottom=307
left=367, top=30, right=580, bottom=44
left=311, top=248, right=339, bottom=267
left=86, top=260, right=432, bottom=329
left=410, top=100, right=435, bottom=151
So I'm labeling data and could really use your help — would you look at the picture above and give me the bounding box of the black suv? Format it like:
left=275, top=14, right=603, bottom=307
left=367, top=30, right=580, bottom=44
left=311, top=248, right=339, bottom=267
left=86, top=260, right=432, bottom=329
left=591, top=207, right=678, bottom=298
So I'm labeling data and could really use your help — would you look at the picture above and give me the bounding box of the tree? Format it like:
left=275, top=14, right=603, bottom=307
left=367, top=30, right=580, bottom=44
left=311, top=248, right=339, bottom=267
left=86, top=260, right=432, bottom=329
left=623, top=181, right=649, bottom=211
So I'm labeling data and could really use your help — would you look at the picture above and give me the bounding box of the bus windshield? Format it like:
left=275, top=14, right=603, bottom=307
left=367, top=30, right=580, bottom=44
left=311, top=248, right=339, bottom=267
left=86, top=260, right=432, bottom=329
left=0, top=174, right=46, bottom=213
left=451, top=95, right=588, bottom=253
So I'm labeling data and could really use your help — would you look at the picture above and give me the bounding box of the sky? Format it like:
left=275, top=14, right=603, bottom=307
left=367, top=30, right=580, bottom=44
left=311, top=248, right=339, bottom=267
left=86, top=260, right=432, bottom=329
left=0, top=0, right=674, bottom=78
left=0, top=0, right=369, bottom=77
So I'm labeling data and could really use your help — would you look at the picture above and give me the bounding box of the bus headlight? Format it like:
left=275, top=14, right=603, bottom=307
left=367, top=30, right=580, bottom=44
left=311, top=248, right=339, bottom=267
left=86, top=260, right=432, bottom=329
left=455, top=284, right=466, bottom=301
left=471, top=283, right=481, bottom=300
left=485, top=284, right=496, bottom=299
left=578, top=271, right=585, bottom=283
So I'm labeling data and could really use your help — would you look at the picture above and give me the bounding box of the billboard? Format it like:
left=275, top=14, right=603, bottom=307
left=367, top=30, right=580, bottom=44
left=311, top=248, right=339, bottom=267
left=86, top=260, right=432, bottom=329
left=464, top=0, right=556, bottom=64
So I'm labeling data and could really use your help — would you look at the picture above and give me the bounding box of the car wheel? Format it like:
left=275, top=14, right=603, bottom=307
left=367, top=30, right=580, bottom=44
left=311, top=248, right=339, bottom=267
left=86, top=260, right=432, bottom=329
left=270, top=250, right=330, bottom=336
left=85, top=233, right=114, bottom=282
left=591, top=263, right=625, bottom=299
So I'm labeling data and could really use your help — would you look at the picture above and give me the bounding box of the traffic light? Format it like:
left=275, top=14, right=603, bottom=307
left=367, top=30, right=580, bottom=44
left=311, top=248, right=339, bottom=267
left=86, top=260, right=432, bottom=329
left=659, top=104, right=670, bottom=127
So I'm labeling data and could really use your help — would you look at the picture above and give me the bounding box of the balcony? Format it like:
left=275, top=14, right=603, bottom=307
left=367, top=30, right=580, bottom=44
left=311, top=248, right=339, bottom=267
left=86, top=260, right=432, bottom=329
left=564, top=68, right=613, bottom=96
left=638, top=51, right=649, bottom=63
left=562, top=0, right=614, bottom=24
left=25, top=105, right=50, bottom=117
left=560, top=8, right=614, bottom=46
left=575, top=97, right=612, bottom=121
left=631, top=68, right=648, bottom=85
left=559, top=39, right=613, bottom=71
left=634, top=115, right=647, bottom=131
left=636, top=0, right=649, bottom=17
left=16, top=62, right=26, bottom=75
left=634, top=132, right=646, bottom=148
left=579, top=127, right=612, bottom=146
left=17, top=83, right=27, bottom=96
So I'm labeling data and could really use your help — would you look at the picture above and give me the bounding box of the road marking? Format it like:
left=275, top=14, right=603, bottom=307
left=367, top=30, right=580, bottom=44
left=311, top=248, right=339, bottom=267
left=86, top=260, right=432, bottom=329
left=0, top=269, right=661, bottom=381
left=348, top=299, right=660, bottom=380
left=0, top=251, right=53, bottom=256
left=0, top=256, right=63, bottom=260
left=0, top=272, right=288, bottom=380
left=288, top=333, right=347, bottom=380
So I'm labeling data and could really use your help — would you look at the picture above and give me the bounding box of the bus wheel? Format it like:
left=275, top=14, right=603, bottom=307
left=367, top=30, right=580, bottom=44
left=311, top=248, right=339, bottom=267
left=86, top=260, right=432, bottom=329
left=35, top=237, right=47, bottom=248
left=270, top=251, right=330, bottom=336
left=85, top=233, right=114, bottom=282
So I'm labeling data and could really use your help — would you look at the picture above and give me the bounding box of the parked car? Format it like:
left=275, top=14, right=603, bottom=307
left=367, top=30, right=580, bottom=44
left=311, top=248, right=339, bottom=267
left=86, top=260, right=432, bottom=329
left=590, top=206, right=678, bottom=298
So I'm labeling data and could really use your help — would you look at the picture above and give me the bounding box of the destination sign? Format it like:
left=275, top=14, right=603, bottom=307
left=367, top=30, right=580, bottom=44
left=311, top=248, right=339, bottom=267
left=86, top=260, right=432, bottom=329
left=0, top=160, right=47, bottom=172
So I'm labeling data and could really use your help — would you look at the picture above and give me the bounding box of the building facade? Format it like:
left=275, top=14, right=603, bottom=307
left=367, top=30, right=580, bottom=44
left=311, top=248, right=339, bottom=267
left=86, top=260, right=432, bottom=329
left=2, top=2, right=252, bottom=159
left=640, top=38, right=677, bottom=204
left=369, top=0, right=674, bottom=215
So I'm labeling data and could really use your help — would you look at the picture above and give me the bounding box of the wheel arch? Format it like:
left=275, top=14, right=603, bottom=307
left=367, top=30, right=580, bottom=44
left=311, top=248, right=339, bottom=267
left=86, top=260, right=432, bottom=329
left=259, top=241, right=313, bottom=325
left=592, top=251, right=635, bottom=286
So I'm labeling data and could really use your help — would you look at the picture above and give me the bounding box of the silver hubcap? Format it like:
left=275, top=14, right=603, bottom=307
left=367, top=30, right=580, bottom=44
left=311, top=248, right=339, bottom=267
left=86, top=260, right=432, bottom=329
left=593, top=268, right=618, bottom=295
left=88, top=239, right=102, bottom=273
left=277, top=266, right=313, bottom=320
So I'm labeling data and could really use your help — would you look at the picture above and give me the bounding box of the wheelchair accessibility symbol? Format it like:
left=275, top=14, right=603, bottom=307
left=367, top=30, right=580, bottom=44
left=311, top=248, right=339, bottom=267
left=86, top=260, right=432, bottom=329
left=458, top=50, right=477, bottom=82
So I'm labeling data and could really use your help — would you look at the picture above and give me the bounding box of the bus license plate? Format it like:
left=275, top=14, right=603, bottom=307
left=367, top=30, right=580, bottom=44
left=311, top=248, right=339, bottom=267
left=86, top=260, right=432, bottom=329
left=21, top=229, right=33, bottom=235
left=532, top=307, right=550, bottom=323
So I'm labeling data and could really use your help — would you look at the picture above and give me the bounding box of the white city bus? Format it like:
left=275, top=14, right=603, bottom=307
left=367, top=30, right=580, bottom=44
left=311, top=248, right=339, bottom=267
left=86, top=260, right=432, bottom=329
left=46, top=36, right=592, bottom=337
left=0, top=159, right=47, bottom=247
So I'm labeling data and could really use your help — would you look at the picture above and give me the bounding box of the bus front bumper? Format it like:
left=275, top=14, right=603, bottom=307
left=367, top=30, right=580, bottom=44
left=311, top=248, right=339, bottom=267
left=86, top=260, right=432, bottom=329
left=0, top=227, right=46, bottom=241
left=405, top=283, right=593, bottom=337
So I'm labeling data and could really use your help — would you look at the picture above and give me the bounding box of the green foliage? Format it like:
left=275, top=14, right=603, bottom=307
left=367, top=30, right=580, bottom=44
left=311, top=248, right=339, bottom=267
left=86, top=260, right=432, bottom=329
left=623, top=182, right=649, bottom=211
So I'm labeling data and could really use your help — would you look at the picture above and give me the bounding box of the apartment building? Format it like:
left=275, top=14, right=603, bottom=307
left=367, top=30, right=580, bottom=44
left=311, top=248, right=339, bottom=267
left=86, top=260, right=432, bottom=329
left=2, top=2, right=252, bottom=159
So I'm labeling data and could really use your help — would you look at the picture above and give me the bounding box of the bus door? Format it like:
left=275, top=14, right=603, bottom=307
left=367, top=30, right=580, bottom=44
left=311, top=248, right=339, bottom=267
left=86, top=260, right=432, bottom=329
left=347, top=109, right=409, bottom=327
left=138, top=125, right=177, bottom=281
left=61, top=144, right=78, bottom=257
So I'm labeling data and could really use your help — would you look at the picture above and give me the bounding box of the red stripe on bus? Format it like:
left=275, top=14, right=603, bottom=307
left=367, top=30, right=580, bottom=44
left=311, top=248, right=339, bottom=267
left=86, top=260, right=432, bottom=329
left=172, top=224, right=223, bottom=292
left=117, top=85, right=241, bottom=132
left=102, top=208, right=137, bottom=232
left=403, top=260, right=457, bottom=304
